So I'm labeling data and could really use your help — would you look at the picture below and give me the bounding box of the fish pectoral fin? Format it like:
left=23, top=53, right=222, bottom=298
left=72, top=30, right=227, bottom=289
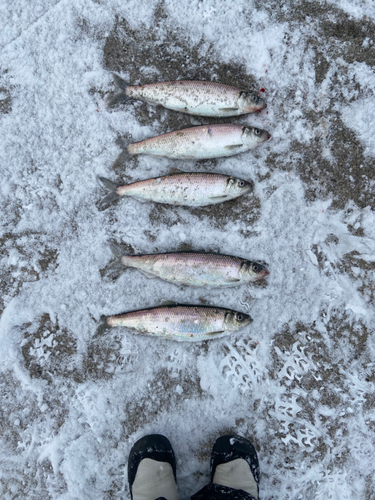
left=207, top=330, right=225, bottom=336
left=130, top=196, right=149, bottom=203
left=219, top=107, right=239, bottom=112
left=138, top=270, right=158, bottom=279
left=226, top=278, right=241, bottom=282
left=209, top=195, right=228, bottom=200
left=225, top=144, right=243, bottom=150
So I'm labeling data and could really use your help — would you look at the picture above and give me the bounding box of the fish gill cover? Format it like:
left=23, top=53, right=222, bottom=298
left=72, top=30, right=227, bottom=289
left=0, top=0, right=375, bottom=499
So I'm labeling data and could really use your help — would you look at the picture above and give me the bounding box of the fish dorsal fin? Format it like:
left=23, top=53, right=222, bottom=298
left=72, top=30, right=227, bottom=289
left=177, top=243, right=209, bottom=254
left=168, top=167, right=187, bottom=175
left=160, top=300, right=180, bottom=306
left=177, top=242, right=193, bottom=252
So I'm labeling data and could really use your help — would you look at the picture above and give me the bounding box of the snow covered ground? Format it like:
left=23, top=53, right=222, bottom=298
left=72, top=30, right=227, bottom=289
left=0, top=0, right=375, bottom=498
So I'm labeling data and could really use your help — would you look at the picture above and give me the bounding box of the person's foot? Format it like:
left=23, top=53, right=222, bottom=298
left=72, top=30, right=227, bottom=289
left=211, top=435, right=259, bottom=499
left=128, top=434, right=178, bottom=500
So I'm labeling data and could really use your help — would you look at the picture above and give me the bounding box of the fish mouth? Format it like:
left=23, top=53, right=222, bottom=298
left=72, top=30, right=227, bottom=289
left=242, top=316, right=253, bottom=327
left=254, top=101, right=267, bottom=112
left=255, top=103, right=267, bottom=113
left=267, top=133, right=272, bottom=140
left=256, top=269, right=269, bottom=280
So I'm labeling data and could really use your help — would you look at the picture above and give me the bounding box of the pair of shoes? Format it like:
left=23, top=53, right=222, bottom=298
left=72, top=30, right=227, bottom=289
left=128, top=434, right=260, bottom=500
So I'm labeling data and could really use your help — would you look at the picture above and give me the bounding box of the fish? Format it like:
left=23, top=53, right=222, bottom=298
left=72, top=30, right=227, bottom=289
left=105, top=243, right=269, bottom=287
left=124, top=124, right=270, bottom=160
left=107, top=74, right=267, bottom=117
left=96, top=303, right=253, bottom=342
left=98, top=172, right=252, bottom=209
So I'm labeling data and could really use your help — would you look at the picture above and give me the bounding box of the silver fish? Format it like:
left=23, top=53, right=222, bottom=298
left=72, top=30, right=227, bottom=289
left=98, top=303, right=252, bottom=342
left=98, top=172, right=252, bottom=209
left=108, top=74, right=267, bottom=117
left=105, top=243, right=269, bottom=287
left=126, top=124, right=270, bottom=160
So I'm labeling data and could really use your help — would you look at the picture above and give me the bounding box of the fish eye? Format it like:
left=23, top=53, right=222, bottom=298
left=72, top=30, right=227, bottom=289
left=252, top=263, right=259, bottom=272
left=237, top=314, right=243, bottom=321
left=251, top=95, right=257, bottom=101
left=254, top=128, right=260, bottom=135
left=238, top=180, right=245, bottom=187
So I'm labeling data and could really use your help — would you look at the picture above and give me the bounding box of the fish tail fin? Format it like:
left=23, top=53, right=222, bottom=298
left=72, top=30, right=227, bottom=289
left=98, top=176, right=118, bottom=191
left=94, top=315, right=110, bottom=338
left=113, top=73, right=128, bottom=91
left=103, top=258, right=125, bottom=280
left=102, top=242, right=126, bottom=280
left=101, top=241, right=131, bottom=280
left=115, top=136, right=132, bottom=156
left=109, top=241, right=124, bottom=259
left=112, top=137, right=133, bottom=169
left=107, top=74, right=130, bottom=108
left=97, top=176, right=120, bottom=209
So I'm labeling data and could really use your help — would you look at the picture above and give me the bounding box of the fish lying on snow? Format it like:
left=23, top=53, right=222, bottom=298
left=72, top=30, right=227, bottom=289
left=123, top=124, right=270, bottom=160
left=98, top=172, right=252, bottom=208
left=97, top=303, right=252, bottom=341
left=108, top=74, right=267, bottom=117
left=105, top=243, right=269, bottom=287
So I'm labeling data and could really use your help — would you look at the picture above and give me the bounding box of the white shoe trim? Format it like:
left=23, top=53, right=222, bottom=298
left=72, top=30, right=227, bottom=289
left=213, top=458, right=258, bottom=498
left=132, top=458, right=178, bottom=500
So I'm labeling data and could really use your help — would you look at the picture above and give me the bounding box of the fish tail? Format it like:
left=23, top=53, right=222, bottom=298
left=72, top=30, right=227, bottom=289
left=107, top=74, right=130, bottom=108
left=102, top=242, right=126, bottom=280
left=97, top=176, right=120, bottom=209
left=113, top=73, right=128, bottom=91
left=115, top=136, right=135, bottom=156
left=109, top=241, right=124, bottom=259
left=114, top=137, right=133, bottom=160
left=99, top=176, right=118, bottom=191
left=103, top=242, right=136, bottom=280
left=94, top=315, right=110, bottom=338
left=103, top=258, right=124, bottom=280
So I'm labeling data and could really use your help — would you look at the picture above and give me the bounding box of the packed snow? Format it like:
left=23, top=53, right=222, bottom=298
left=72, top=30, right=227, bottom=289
left=0, top=0, right=374, bottom=498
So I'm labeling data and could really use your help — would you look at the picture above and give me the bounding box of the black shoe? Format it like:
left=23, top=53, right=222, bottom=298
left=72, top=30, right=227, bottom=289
left=128, top=434, right=178, bottom=500
left=210, top=435, right=259, bottom=499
